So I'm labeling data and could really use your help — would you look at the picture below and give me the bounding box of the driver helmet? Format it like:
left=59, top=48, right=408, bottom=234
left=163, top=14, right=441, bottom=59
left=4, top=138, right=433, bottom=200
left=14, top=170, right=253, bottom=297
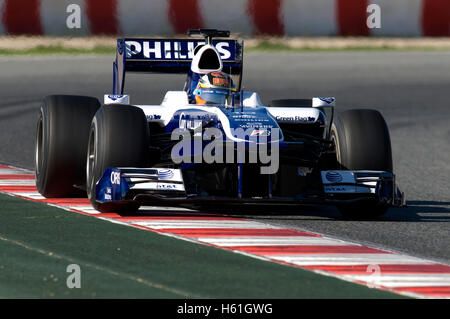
left=193, top=71, right=236, bottom=105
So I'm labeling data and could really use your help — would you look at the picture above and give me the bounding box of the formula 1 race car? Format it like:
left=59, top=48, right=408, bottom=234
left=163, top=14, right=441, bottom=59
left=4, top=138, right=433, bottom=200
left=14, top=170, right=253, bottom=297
left=35, top=29, right=404, bottom=218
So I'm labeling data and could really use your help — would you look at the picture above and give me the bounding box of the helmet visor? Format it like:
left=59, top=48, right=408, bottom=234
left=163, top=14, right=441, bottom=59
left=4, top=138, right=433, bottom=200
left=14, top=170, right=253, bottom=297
left=194, top=88, right=229, bottom=105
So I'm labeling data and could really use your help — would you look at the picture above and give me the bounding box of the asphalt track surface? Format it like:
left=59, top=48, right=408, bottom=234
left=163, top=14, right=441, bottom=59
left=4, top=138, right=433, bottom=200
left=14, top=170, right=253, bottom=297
left=0, top=51, right=449, bottom=267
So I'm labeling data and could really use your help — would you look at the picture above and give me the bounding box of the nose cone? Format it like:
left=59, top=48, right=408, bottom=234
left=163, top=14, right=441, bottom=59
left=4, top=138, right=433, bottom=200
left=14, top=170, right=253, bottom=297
left=218, top=107, right=284, bottom=144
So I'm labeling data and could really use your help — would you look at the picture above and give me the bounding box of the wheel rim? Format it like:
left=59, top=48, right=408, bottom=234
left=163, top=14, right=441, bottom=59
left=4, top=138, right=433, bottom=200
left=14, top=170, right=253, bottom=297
left=86, top=126, right=96, bottom=199
left=330, top=129, right=342, bottom=169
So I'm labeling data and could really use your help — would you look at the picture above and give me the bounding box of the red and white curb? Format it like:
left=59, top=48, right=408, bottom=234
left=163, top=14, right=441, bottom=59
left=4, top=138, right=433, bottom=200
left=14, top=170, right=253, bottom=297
left=0, top=0, right=449, bottom=37
left=1, top=163, right=450, bottom=299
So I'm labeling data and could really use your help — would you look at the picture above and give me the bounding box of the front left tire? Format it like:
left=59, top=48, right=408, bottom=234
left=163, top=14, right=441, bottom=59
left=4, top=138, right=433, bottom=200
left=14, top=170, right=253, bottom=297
left=330, top=109, right=393, bottom=219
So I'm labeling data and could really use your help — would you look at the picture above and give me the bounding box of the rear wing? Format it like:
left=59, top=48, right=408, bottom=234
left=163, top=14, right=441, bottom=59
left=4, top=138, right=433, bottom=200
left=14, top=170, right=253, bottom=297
left=113, top=38, right=244, bottom=95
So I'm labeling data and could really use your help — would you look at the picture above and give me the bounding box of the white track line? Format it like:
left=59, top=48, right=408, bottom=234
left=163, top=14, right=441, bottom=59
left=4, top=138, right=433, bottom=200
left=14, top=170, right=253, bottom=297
left=0, top=169, right=33, bottom=174
left=343, top=274, right=450, bottom=288
left=132, top=220, right=280, bottom=229
left=0, top=180, right=36, bottom=186
left=197, top=237, right=349, bottom=246
left=67, top=206, right=101, bottom=214
left=271, top=254, right=433, bottom=266
left=11, top=192, right=44, bottom=200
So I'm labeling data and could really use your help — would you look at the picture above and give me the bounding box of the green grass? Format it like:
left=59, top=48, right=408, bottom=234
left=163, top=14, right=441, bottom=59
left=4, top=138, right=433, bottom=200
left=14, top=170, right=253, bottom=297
left=246, top=40, right=450, bottom=52
left=1, top=41, right=449, bottom=56
left=0, top=192, right=407, bottom=299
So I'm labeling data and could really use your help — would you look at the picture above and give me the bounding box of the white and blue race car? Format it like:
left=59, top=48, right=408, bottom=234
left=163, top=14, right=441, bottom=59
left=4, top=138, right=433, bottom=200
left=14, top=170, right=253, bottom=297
left=35, top=29, right=404, bottom=218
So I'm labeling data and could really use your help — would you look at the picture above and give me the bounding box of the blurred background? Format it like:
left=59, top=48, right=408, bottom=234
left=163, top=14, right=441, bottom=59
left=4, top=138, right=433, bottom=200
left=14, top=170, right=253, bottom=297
left=0, top=0, right=448, bottom=37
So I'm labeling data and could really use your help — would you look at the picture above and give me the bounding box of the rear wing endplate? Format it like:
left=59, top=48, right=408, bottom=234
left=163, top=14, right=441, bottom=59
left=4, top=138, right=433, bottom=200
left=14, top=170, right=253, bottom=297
left=113, top=38, right=243, bottom=95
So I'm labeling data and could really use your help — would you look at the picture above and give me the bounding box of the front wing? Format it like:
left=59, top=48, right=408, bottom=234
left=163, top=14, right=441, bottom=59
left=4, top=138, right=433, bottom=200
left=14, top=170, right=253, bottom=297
left=94, top=168, right=405, bottom=209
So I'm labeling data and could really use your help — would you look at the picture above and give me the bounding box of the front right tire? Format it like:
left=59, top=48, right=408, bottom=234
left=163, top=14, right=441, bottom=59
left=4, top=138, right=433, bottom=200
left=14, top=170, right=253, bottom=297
left=86, top=104, right=149, bottom=213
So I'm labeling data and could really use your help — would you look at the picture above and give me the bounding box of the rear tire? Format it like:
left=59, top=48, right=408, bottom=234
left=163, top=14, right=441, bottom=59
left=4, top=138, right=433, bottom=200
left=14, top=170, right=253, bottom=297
left=86, top=104, right=149, bottom=213
left=330, top=109, right=393, bottom=219
left=35, top=95, right=100, bottom=197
